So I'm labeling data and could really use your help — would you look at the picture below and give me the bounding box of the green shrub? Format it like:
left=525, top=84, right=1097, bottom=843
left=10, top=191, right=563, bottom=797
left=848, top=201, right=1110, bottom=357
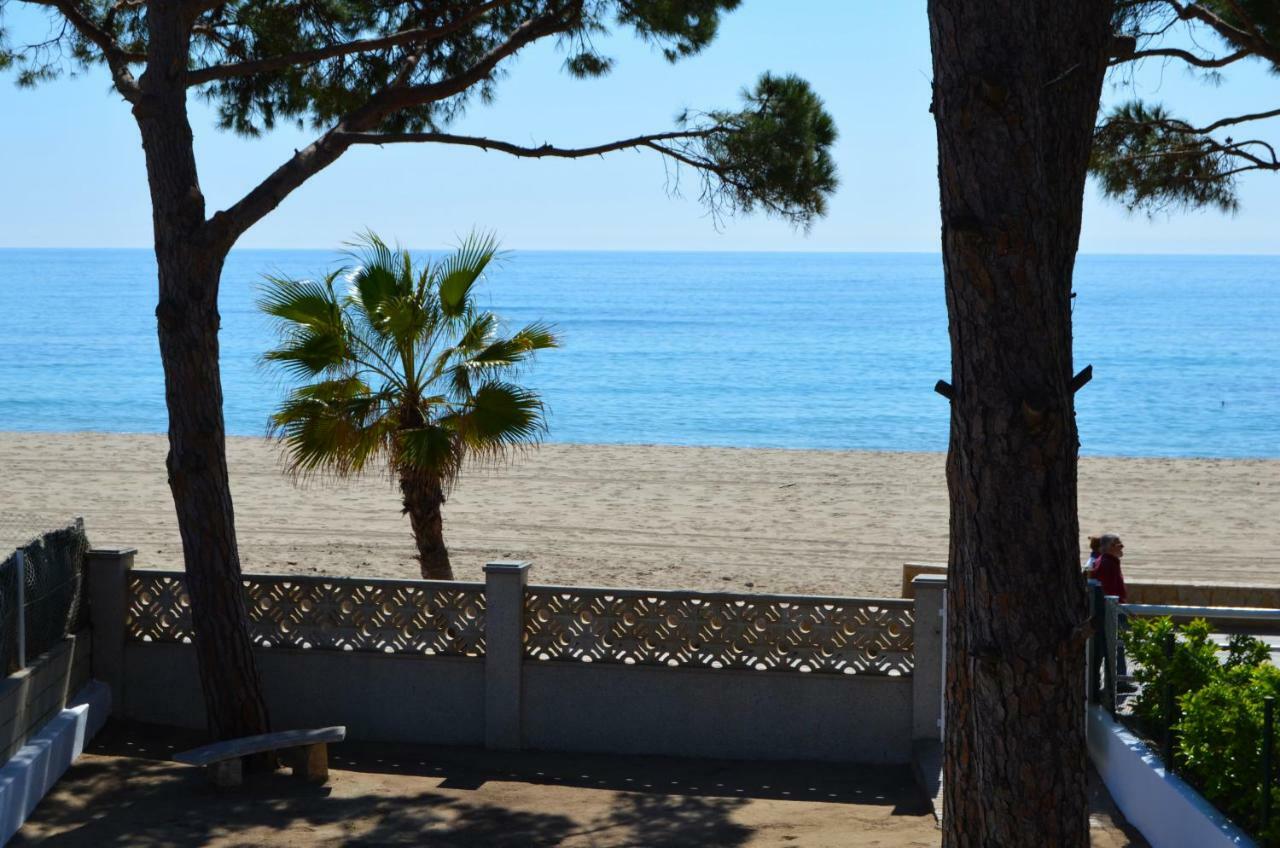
left=1123, top=615, right=1278, bottom=842
left=1178, top=663, right=1280, bottom=844
left=1126, top=617, right=1220, bottom=734
left=1225, top=633, right=1274, bottom=673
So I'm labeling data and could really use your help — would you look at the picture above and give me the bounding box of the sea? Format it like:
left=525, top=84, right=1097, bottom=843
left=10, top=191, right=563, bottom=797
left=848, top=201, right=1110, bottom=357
left=0, top=249, right=1276, bottom=458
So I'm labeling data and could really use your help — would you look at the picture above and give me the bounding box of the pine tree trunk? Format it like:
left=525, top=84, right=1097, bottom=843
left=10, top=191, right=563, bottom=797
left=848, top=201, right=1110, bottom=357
left=399, top=468, right=453, bottom=580
left=134, top=6, right=270, bottom=742
left=927, top=1, right=1113, bottom=845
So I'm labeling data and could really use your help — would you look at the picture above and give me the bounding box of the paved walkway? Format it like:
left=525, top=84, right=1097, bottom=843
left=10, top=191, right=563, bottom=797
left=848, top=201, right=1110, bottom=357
left=15, top=721, right=1147, bottom=847
left=16, top=722, right=941, bottom=847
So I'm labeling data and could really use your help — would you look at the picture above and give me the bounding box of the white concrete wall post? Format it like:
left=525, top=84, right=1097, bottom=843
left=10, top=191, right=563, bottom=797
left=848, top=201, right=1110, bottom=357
left=911, top=574, right=947, bottom=741
left=483, top=560, right=530, bottom=750
left=85, top=547, right=135, bottom=709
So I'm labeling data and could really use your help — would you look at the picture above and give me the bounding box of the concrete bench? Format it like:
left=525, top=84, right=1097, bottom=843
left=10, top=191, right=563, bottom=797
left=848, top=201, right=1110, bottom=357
left=173, top=726, right=346, bottom=788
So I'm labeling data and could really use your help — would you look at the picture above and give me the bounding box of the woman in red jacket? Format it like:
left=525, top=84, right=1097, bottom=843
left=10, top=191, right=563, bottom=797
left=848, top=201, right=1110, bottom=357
left=1091, top=534, right=1126, bottom=602
left=1091, top=534, right=1131, bottom=683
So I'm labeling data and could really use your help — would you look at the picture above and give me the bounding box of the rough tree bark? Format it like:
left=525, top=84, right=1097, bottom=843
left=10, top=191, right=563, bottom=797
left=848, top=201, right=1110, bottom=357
left=927, top=1, right=1114, bottom=845
left=134, top=4, right=270, bottom=740
left=399, top=469, right=453, bottom=580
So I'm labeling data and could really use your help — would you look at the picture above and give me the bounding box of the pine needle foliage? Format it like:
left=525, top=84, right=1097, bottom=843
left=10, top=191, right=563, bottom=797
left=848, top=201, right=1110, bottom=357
left=1100, top=0, right=1280, bottom=213
left=0, top=1, right=838, bottom=229
left=1091, top=101, right=1242, bottom=213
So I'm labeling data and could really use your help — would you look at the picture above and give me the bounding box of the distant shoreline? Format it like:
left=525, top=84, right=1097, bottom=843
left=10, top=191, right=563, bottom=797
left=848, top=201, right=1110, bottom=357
left=2, top=246, right=1279, bottom=258
left=2, top=429, right=1278, bottom=462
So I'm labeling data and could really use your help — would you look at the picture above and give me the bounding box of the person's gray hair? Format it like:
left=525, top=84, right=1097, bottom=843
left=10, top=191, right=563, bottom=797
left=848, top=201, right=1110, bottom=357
left=1098, top=533, right=1122, bottom=553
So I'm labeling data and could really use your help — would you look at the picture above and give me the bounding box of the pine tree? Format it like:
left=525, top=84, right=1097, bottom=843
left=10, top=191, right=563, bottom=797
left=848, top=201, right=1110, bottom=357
left=930, top=1, right=1276, bottom=844
left=0, top=0, right=837, bottom=741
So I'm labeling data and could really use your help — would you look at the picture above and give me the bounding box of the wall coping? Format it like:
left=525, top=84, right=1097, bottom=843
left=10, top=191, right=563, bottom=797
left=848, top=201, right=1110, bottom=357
left=1087, top=703, right=1255, bottom=848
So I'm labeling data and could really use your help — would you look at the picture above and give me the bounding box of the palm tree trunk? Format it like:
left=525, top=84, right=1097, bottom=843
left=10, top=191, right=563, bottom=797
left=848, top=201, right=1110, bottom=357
left=399, top=468, right=453, bottom=580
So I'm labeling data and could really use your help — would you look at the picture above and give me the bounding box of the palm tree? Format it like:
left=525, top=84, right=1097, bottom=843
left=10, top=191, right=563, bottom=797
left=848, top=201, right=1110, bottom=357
left=259, top=232, right=559, bottom=580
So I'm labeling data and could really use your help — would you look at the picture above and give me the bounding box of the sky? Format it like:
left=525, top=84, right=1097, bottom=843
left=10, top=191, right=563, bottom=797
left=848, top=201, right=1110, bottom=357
left=0, top=1, right=1277, bottom=253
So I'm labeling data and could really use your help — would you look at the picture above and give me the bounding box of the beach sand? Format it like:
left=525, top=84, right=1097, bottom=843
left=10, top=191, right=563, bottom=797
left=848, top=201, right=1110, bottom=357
left=2, top=432, right=1277, bottom=597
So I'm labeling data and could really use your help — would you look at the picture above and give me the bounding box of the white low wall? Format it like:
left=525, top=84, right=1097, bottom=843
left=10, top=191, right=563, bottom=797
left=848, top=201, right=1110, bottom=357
left=0, top=636, right=91, bottom=766
left=523, top=662, right=911, bottom=763
left=95, top=556, right=944, bottom=765
left=120, top=641, right=912, bottom=762
left=124, top=643, right=486, bottom=747
left=1087, top=704, right=1255, bottom=848
left=0, top=680, right=110, bottom=846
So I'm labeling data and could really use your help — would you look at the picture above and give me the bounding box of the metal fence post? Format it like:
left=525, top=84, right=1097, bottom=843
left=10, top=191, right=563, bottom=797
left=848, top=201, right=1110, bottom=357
left=1264, top=696, right=1274, bottom=841
left=1087, top=580, right=1103, bottom=704
left=1104, top=595, right=1119, bottom=716
left=14, top=549, right=26, bottom=670
left=1162, top=631, right=1175, bottom=770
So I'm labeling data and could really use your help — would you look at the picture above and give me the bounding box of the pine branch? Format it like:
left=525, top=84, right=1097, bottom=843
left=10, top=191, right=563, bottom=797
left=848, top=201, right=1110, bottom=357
left=345, top=9, right=571, bottom=122
left=1105, top=105, right=1280, bottom=135
left=1196, top=107, right=1280, bottom=134
left=185, top=0, right=510, bottom=86
left=1116, top=46, right=1251, bottom=67
left=205, top=10, right=573, bottom=250
left=1165, top=0, right=1280, bottom=67
left=332, top=129, right=717, bottom=158
left=16, top=0, right=144, bottom=98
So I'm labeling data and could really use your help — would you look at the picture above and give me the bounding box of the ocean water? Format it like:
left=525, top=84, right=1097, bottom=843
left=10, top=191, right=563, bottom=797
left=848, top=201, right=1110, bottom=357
left=0, top=249, right=1276, bottom=458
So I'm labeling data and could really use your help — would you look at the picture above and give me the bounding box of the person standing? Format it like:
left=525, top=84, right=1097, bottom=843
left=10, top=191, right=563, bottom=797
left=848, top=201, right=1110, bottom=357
left=1084, top=535, right=1102, bottom=571
left=1091, top=534, right=1126, bottom=603
left=1091, top=533, right=1130, bottom=682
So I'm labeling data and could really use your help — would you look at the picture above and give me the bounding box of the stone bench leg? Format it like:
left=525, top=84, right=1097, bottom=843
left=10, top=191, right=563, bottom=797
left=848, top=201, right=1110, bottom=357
left=207, top=758, right=243, bottom=788
left=287, top=743, right=329, bottom=784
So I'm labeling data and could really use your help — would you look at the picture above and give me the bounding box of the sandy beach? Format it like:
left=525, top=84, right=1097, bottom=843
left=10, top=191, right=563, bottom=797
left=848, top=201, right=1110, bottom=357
left=2, top=431, right=1277, bottom=597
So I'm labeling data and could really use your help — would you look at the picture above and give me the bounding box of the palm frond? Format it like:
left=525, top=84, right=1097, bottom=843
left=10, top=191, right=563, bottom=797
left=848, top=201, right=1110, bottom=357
left=437, top=231, right=500, bottom=319
left=394, top=424, right=464, bottom=481
left=446, top=362, right=473, bottom=399
left=453, top=381, right=547, bottom=460
left=346, top=233, right=409, bottom=339
left=465, top=338, right=540, bottom=370
left=268, top=377, right=397, bottom=478
left=378, top=293, right=432, bottom=347
left=262, top=326, right=347, bottom=378
left=453, top=312, right=498, bottom=354
left=258, top=272, right=342, bottom=330
left=509, top=322, right=561, bottom=353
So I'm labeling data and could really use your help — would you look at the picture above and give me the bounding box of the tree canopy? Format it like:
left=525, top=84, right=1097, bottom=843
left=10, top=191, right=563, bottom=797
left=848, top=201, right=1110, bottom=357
left=0, top=0, right=837, bottom=237
left=0, top=0, right=839, bottom=741
left=1099, top=0, right=1279, bottom=212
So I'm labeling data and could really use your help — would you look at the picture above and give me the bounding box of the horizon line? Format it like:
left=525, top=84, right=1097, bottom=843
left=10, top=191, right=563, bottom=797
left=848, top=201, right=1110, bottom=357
left=2, top=246, right=1278, bottom=258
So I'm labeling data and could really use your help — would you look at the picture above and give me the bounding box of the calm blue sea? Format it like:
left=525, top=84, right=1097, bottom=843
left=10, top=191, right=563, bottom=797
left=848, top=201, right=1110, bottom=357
left=0, top=249, right=1276, bottom=458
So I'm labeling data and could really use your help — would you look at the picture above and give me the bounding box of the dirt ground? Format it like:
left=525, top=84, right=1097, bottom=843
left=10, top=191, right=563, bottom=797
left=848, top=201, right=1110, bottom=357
left=16, top=723, right=939, bottom=847
left=15, top=723, right=1144, bottom=847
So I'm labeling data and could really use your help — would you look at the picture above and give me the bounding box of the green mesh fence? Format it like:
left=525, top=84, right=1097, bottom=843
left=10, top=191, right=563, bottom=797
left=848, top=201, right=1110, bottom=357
left=1, top=519, right=90, bottom=676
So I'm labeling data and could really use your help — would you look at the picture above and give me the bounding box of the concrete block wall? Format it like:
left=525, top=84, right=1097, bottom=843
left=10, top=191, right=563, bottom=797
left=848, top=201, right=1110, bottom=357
left=0, top=634, right=91, bottom=767
left=97, top=558, right=947, bottom=765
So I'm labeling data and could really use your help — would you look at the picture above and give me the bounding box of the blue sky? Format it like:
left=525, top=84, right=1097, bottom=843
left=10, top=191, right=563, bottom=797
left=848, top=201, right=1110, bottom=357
left=1, top=1, right=1276, bottom=252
